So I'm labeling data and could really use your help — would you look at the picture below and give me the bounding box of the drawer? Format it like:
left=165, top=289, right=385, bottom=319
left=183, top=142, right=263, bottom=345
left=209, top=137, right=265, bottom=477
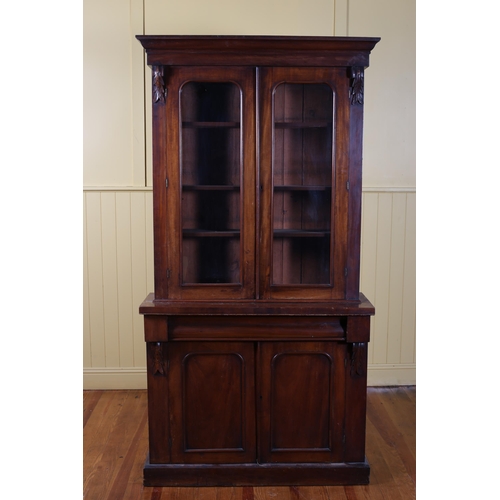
left=168, top=315, right=345, bottom=341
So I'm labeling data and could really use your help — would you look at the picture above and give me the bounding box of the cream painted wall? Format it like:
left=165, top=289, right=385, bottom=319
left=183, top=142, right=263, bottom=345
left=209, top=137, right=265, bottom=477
left=83, top=0, right=416, bottom=388
left=349, top=0, right=416, bottom=188
left=144, top=0, right=334, bottom=36
left=83, top=0, right=145, bottom=186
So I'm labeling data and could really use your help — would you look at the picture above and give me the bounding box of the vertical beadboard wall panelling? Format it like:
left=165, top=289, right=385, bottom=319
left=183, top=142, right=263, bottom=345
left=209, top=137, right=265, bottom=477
left=373, top=192, right=392, bottom=365
left=360, top=192, right=378, bottom=365
left=100, top=192, right=120, bottom=367
left=130, top=193, right=148, bottom=367
left=83, top=189, right=153, bottom=388
left=115, top=192, right=134, bottom=367
left=387, top=193, right=406, bottom=364
left=361, top=190, right=416, bottom=385
left=84, top=192, right=106, bottom=367
left=83, top=195, right=92, bottom=368
left=401, top=193, right=416, bottom=365
left=145, top=192, right=155, bottom=291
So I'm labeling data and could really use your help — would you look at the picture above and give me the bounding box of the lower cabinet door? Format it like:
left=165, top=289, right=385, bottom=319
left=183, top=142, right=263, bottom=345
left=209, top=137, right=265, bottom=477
left=258, top=341, right=346, bottom=463
left=168, top=341, right=256, bottom=464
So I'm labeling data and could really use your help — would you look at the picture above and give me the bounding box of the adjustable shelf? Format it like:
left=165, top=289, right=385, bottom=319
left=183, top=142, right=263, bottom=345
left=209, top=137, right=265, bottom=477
left=274, top=229, right=331, bottom=238
left=182, top=229, right=240, bottom=238
left=182, top=121, right=240, bottom=128
left=275, top=120, right=332, bottom=129
left=182, top=185, right=240, bottom=191
left=274, top=185, right=331, bottom=192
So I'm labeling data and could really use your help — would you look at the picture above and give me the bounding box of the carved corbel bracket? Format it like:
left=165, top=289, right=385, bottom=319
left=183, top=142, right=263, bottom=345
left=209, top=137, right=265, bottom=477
left=349, top=67, right=364, bottom=106
left=152, top=342, right=166, bottom=376
left=152, top=66, right=167, bottom=104
left=350, top=342, right=366, bottom=377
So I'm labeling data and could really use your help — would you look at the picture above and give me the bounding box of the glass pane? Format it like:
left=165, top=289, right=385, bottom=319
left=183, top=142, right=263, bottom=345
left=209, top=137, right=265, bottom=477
left=181, top=82, right=241, bottom=284
left=272, top=83, right=334, bottom=285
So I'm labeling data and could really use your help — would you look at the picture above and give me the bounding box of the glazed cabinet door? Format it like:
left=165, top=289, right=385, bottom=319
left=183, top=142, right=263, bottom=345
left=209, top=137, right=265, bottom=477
left=168, top=342, right=256, bottom=464
left=258, top=341, right=346, bottom=463
left=258, top=67, right=351, bottom=300
left=153, top=66, right=256, bottom=300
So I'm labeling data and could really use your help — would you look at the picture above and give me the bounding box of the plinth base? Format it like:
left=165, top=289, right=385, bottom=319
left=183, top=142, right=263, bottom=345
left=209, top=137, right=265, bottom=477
left=143, top=458, right=370, bottom=487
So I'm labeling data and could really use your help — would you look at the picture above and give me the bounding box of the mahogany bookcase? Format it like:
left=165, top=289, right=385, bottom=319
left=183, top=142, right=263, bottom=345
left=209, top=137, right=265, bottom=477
left=137, top=35, right=379, bottom=486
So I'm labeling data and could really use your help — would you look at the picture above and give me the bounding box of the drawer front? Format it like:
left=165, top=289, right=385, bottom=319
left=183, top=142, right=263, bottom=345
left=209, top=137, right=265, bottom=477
left=168, top=315, right=345, bottom=341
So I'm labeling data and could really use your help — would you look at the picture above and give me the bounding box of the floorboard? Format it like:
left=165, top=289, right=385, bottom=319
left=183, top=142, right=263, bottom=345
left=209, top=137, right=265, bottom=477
left=83, top=387, right=416, bottom=500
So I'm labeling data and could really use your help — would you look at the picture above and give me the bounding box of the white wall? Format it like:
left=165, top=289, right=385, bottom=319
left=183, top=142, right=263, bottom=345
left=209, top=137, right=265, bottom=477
left=83, top=0, right=416, bottom=388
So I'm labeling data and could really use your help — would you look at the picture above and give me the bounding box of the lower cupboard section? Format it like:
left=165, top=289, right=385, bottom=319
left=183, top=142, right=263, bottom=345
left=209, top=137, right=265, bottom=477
left=145, top=338, right=369, bottom=485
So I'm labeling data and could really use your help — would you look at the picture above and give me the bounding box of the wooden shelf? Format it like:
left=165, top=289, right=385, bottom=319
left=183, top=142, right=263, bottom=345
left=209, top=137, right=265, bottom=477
left=183, top=229, right=240, bottom=238
left=274, top=229, right=330, bottom=238
left=274, top=185, right=331, bottom=192
left=182, top=121, right=240, bottom=128
left=183, top=185, right=240, bottom=191
left=275, top=121, right=332, bottom=129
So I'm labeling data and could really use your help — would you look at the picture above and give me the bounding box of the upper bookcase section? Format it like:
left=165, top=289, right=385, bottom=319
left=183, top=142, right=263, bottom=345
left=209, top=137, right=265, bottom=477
left=136, top=35, right=380, bottom=68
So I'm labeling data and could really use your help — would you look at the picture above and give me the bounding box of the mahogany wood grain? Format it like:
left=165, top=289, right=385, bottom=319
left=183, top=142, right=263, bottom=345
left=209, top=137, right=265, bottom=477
left=143, top=461, right=370, bottom=486
left=258, top=67, right=349, bottom=300
left=139, top=292, right=375, bottom=316
left=139, top=37, right=378, bottom=302
left=144, top=315, right=168, bottom=342
left=333, top=71, right=351, bottom=300
left=136, top=36, right=380, bottom=68
left=345, top=316, right=371, bottom=343
left=345, top=93, right=364, bottom=300
left=152, top=79, right=169, bottom=299
left=168, top=342, right=256, bottom=464
left=136, top=35, right=380, bottom=489
left=258, top=342, right=346, bottom=464
left=146, top=343, right=170, bottom=463
left=272, top=83, right=333, bottom=286
left=163, top=66, right=256, bottom=301
left=344, top=342, right=368, bottom=462
left=167, top=315, right=345, bottom=341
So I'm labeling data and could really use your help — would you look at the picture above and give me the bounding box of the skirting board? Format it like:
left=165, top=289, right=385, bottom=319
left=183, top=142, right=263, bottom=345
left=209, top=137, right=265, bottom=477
left=83, top=368, right=147, bottom=390
left=83, top=364, right=416, bottom=390
left=367, top=364, right=416, bottom=386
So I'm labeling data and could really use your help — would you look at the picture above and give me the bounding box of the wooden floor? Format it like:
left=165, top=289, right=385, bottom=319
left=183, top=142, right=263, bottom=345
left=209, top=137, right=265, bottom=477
left=84, top=387, right=415, bottom=500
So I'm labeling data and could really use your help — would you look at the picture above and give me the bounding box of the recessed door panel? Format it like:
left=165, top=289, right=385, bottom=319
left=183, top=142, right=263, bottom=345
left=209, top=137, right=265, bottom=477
left=258, top=341, right=346, bottom=463
left=271, top=352, right=331, bottom=450
left=169, top=342, right=256, bottom=464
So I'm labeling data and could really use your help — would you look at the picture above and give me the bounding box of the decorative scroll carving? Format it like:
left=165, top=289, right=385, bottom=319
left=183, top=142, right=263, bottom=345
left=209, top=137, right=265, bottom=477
left=152, top=66, right=166, bottom=103
left=350, top=342, right=365, bottom=377
left=349, top=67, right=364, bottom=106
left=153, top=342, right=166, bottom=376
